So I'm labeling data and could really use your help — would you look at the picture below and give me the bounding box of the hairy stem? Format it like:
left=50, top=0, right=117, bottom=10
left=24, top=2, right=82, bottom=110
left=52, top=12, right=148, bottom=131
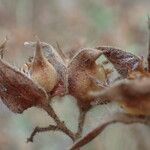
left=27, top=125, right=59, bottom=142
left=42, top=104, right=75, bottom=141
left=42, top=104, right=63, bottom=124
left=75, top=108, right=86, bottom=139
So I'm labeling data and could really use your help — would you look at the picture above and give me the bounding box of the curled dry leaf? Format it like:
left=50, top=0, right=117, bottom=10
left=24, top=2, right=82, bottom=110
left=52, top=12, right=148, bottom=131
left=91, top=78, right=150, bottom=115
left=68, top=48, right=107, bottom=110
left=0, top=59, right=48, bottom=113
left=96, top=46, right=143, bottom=78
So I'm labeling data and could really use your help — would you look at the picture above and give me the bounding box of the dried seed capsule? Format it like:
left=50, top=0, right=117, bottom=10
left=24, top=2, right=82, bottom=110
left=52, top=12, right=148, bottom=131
left=68, top=48, right=107, bottom=110
left=30, top=41, right=58, bottom=94
left=24, top=41, right=67, bottom=95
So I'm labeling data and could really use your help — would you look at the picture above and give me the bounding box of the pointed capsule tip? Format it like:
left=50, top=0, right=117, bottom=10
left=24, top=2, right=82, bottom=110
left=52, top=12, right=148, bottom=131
left=36, top=40, right=42, bottom=53
left=35, top=35, right=41, bottom=49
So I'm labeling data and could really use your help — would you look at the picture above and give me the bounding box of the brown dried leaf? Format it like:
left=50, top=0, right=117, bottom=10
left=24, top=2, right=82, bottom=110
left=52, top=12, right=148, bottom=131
left=96, top=46, right=142, bottom=77
left=0, top=59, right=48, bottom=113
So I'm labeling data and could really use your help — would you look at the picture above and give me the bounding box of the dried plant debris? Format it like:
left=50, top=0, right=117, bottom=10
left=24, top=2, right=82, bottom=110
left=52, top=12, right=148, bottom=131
left=96, top=46, right=143, bottom=78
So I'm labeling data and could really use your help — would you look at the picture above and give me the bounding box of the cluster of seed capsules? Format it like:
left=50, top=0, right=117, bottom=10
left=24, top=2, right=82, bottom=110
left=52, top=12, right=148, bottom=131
left=0, top=35, right=150, bottom=116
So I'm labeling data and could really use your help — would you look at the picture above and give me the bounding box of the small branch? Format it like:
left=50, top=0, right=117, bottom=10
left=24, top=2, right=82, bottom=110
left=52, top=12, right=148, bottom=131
left=70, top=113, right=150, bottom=150
left=75, top=108, right=86, bottom=139
left=42, top=104, right=75, bottom=141
left=42, top=104, right=63, bottom=125
left=27, top=125, right=59, bottom=143
left=147, top=16, right=150, bottom=71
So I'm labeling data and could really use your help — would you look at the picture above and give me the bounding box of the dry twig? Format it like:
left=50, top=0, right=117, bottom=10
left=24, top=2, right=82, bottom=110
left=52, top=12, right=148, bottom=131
left=75, top=108, right=87, bottom=139
left=27, top=125, right=59, bottom=142
left=27, top=103, right=76, bottom=142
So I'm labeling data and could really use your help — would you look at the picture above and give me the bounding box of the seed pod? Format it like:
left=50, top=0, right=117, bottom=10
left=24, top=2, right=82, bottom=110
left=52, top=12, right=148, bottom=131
left=68, top=48, right=107, bottom=110
left=30, top=41, right=58, bottom=94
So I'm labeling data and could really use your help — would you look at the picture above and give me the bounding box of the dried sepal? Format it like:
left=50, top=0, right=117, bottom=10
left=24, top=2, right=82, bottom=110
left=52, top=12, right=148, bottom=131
left=0, top=59, right=48, bottom=113
left=68, top=48, right=107, bottom=110
left=96, top=46, right=143, bottom=77
left=91, top=78, right=150, bottom=115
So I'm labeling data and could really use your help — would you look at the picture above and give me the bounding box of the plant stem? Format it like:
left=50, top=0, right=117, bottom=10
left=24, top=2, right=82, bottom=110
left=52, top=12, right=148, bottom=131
left=42, top=104, right=75, bottom=141
left=70, top=113, right=150, bottom=150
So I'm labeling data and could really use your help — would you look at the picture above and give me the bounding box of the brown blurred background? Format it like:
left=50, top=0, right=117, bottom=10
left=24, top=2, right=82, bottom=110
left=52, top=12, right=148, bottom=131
left=0, top=0, right=150, bottom=150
